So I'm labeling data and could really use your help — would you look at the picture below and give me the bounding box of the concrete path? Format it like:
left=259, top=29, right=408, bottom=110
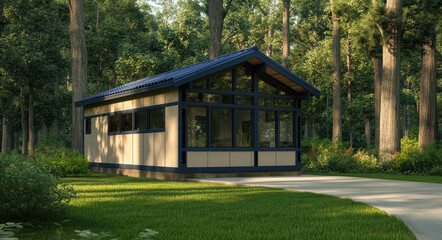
left=192, top=175, right=442, bottom=240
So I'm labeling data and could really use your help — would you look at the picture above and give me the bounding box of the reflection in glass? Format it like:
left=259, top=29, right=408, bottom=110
left=110, top=115, right=120, bottom=133
left=211, top=108, right=232, bottom=147
left=236, top=109, right=252, bottom=147
left=188, top=107, right=207, bottom=147
left=135, top=111, right=147, bottom=131
left=187, top=93, right=233, bottom=104
left=258, top=110, right=276, bottom=147
left=210, top=71, right=232, bottom=90
left=236, top=66, right=252, bottom=92
left=280, top=112, right=294, bottom=147
left=122, top=113, right=132, bottom=131
left=258, top=78, right=277, bottom=94
left=150, top=108, right=165, bottom=129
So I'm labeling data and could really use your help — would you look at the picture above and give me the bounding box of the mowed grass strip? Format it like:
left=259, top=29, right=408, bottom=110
left=22, top=173, right=415, bottom=240
left=304, top=172, right=442, bottom=184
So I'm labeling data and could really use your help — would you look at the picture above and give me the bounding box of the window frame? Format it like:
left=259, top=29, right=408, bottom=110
left=85, top=118, right=92, bottom=134
left=184, top=64, right=299, bottom=151
left=107, top=107, right=166, bottom=135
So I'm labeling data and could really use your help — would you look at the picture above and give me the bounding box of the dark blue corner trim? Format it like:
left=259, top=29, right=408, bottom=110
left=89, top=162, right=302, bottom=173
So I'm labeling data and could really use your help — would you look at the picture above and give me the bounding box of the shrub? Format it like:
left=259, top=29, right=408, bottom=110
left=391, top=137, right=441, bottom=174
left=32, top=147, right=90, bottom=177
left=0, top=154, right=75, bottom=221
left=428, top=166, right=442, bottom=176
left=354, top=150, right=381, bottom=173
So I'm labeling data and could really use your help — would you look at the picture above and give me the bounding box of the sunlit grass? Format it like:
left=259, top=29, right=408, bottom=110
left=305, top=172, right=442, bottom=183
left=19, top=173, right=416, bottom=240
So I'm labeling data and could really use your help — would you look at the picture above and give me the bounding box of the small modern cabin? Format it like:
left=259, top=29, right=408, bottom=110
left=76, top=47, right=320, bottom=180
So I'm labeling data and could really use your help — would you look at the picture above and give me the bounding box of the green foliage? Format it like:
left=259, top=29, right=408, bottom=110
left=0, top=222, right=23, bottom=238
left=0, top=154, right=74, bottom=221
left=32, top=146, right=90, bottom=177
left=392, top=137, right=442, bottom=174
left=74, top=230, right=114, bottom=240
left=134, top=228, right=159, bottom=240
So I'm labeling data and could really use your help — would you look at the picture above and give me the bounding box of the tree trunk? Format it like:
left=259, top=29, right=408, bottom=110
left=20, top=87, right=28, bottom=155
left=403, top=80, right=409, bottom=137
left=68, top=0, right=88, bottom=154
left=266, top=27, right=274, bottom=57
left=365, top=118, right=371, bottom=146
left=51, top=119, right=59, bottom=135
left=282, top=0, right=290, bottom=67
left=418, top=36, right=436, bottom=151
left=331, top=0, right=342, bottom=144
left=208, top=0, right=223, bottom=59
left=14, top=130, right=19, bottom=151
left=373, top=57, right=382, bottom=149
left=8, top=128, right=14, bottom=152
left=41, top=123, right=48, bottom=138
left=2, top=116, right=7, bottom=153
left=346, top=36, right=353, bottom=148
left=28, top=91, right=35, bottom=152
left=379, top=0, right=402, bottom=158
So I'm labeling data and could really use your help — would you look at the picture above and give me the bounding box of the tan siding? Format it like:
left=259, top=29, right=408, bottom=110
left=165, top=105, right=179, bottom=168
left=84, top=118, right=93, bottom=162
left=230, top=151, right=254, bottom=166
left=276, top=151, right=296, bottom=166
left=97, top=116, right=108, bottom=163
left=84, top=107, right=94, bottom=117
left=153, top=132, right=165, bottom=166
left=208, top=152, right=230, bottom=167
left=258, top=151, right=277, bottom=166
left=132, top=134, right=144, bottom=165
left=122, top=100, right=133, bottom=111
left=144, top=133, right=154, bottom=166
left=166, top=89, right=179, bottom=102
left=154, top=93, right=166, bottom=105
left=109, top=102, right=123, bottom=112
left=187, top=152, right=208, bottom=167
left=122, top=134, right=133, bottom=165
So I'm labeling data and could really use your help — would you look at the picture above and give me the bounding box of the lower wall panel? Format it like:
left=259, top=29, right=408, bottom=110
left=186, top=151, right=296, bottom=168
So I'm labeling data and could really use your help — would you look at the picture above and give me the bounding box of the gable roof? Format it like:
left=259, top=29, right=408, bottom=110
left=76, top=46, right=320, bottom=107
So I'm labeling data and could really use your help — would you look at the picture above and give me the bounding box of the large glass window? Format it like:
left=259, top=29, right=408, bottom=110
left=188, top=93, right=233, bottom=104
left=210, top=71, right=232, bottom=90
left=122, top=113, right=132, bottom=132
left=135, top=111, right=147, bottom=131
left=258, top=78, right=277, bottom=94
left=211, top=108, right=233, bottom=147
left=188, top=107, right=207, bottom=147
left=109, top=115, right=120, bottom=133
left=236, top=66, right=252, bottom=92
left=236, top=95, right=253, bottom=105
left=150, top=108, right=165, bottom=129
left=258, top=110, right=276, bottom=147
left=236, top=109, right=252, bottom=147
left=280, top=112, right=294, bottom=147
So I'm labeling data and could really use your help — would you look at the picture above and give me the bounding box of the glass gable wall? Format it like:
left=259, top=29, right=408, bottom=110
left=184, top=64, right=299, bottom=150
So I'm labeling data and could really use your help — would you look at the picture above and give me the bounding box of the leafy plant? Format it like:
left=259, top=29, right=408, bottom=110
left=134, top=229, right=159, bottom=240
left=0, top=222, right=23, bottom=238
left=74, top=230, right=115, bottom=240
left=0, top=154, right=75, bottom=221
left=32, top=146, right=90, bottom=177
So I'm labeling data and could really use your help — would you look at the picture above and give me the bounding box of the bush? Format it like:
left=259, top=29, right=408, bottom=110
left=428, top=166, right=442, bottom=176
left=0, top=154, right=74, bottom=221
left=391, top=137, right=442, bottom=174
left=32, top=147, right=90, bottom=177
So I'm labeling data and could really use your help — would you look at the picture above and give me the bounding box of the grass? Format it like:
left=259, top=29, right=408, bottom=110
left=304, top=172, right=442, bottom=184
left=19, top=173, right=416, bottom=240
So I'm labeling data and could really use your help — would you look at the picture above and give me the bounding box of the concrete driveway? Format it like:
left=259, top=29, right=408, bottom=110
left=192, top=175, right=442, bottom=240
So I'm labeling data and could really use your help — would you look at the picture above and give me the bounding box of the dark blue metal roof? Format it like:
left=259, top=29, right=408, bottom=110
left=76, top=46, right=320, bottom=107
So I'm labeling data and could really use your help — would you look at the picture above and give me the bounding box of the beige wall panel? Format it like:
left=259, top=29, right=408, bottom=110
left=108, top=135, right=116, bottom=164
left=165, top=105, right=179, bottom=168
left=153, top=132, right=165, bottom=167
left=109, top=135, right=124, bottom=164
left=230, top=151, right=254, bottom=167
left=144, top=133, right=154, bottom=166
left=154, top=93, right=166, bottom=105
left=208, top=152, right=230, bottom=167
left=187, top=152, right=208, bottom=168
left=276, top=151, right=296, bottom=166
left=166, top=89, right=179, bottom=103
left=84, top=107, right=94, bottom=117
left=122, top=134, right=133, bottom=165
left=97, top=116, right=108, bottom=163
left=84, top=126, right=93, bottom=162
left=258, top=151, right=277, bottom=166
left=88, top=118, right=99, bottom=163
left=132, top=134, right=144, bottom=165
left=108, top=102, right=123, bottom=112
left=122, top=100, right=133, bottom=111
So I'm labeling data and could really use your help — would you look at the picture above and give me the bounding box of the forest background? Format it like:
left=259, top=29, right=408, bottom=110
left=0, top=0, right=440, bottom=161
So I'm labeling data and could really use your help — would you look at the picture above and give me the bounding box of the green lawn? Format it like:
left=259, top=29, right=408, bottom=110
left=20, top=173, right=416, bottom=240
left=304, top=172, right=442, bottom=184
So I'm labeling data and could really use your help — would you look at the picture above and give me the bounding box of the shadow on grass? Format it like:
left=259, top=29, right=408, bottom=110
left=20, top=175, right=416, bottom=240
